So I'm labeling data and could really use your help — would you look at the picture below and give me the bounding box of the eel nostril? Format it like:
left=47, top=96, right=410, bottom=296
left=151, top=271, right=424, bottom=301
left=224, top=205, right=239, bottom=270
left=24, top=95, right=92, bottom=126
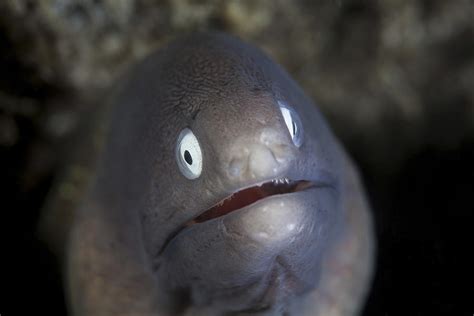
left=228, top=144, right=291, bottom=180
left=248, top=145, right=279, bottom=177
left=272, top=143, right=294, bottom=164
left=227, top=129, right=295, bottom=180
left=229, top=157, right=246, bottom=178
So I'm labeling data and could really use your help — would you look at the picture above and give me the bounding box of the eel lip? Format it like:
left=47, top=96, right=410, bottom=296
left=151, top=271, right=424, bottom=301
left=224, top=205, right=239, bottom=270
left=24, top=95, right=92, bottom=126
left=184, top=178, right=315, bottom=227
left=158, top=178, right=319, bottom=256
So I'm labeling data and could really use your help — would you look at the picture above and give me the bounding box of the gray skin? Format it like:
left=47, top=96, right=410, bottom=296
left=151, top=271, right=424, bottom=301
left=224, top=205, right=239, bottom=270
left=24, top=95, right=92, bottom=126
left=56, top=32, right=374, bottom=316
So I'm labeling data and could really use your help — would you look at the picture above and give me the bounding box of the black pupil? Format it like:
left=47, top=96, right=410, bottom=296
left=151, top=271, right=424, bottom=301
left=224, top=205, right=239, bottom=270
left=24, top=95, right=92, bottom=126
left=184, top=150, right=193, bottom=165
left=292, top=120, right=297, bottom=136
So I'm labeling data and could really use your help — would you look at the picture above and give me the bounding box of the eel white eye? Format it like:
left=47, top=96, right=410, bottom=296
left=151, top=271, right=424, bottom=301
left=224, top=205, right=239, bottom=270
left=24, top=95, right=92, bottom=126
left=176, top=128, right=202, bottom=179
left=278, top=101, right=303, bottom=147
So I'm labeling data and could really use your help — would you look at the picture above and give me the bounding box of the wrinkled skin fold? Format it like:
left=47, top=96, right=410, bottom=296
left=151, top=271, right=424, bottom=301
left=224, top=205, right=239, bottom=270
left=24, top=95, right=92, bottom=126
left=51, top=32, right=375, bottom=315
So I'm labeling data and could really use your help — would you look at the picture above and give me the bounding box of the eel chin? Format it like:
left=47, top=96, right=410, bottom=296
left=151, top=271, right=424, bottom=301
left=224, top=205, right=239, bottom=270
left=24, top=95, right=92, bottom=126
left=186, top=178, right=315, bottom=226
left=156, top=177, right=335, bottom=311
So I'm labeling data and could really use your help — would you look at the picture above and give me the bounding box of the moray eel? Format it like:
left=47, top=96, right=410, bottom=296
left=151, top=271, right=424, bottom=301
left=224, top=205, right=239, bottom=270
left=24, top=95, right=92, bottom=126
left=49, top=32, right=374, bottom=315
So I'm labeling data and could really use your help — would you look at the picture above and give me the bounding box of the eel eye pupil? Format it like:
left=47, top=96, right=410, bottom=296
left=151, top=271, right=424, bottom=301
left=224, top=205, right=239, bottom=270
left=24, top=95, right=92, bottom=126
left=184, top=150, right=193, bottom=165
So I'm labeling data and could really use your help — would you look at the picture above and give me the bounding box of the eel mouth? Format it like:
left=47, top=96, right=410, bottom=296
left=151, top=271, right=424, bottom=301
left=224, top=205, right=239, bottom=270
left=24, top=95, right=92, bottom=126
left=185, top=178, right=314, bottom=227
left=158, top=178, right=316, bottom=256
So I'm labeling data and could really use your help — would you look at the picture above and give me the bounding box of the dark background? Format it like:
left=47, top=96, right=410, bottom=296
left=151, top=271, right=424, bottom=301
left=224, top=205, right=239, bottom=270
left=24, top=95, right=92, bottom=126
left=1, top=0, right=473, bottom=315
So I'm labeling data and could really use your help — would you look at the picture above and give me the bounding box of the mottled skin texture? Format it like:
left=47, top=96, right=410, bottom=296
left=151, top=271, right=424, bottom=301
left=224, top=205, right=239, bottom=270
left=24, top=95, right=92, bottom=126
left=55, top=32, right=374, bottom=315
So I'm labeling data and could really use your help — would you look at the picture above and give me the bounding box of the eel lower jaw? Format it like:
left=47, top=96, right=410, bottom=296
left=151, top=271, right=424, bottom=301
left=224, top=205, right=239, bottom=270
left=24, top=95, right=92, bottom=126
left=185, top=178, right=315, bottom=227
